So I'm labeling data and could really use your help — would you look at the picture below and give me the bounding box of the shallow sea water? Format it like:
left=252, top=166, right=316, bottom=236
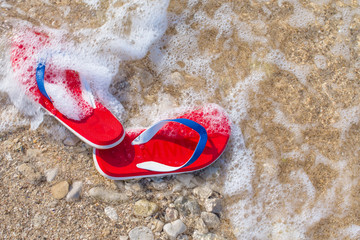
left=1, top=0, right=360, bottom=239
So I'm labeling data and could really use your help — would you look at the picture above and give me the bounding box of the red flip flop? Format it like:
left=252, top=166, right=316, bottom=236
left=93, top=104, right=231, bottom=180
left=11, top=29, right=124, bottom=149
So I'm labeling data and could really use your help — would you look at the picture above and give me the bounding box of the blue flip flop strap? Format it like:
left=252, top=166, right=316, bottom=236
left=36, top=60, right=52, bottom=102
left=132, top=118, right=208, bottom=172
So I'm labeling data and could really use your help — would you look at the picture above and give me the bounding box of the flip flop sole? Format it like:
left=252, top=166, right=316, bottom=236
left=11, top=29, right=124, bottom=148
left=94, top=104, right=231, bottom=179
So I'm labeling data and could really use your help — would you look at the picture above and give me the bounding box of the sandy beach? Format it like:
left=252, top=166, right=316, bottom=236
left=2, top=0, right=360, bottom=239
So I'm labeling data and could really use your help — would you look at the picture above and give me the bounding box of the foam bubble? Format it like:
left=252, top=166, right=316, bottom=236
left=280, top=0, right=315, bottom=28
left=310, top=0, right=331, bottom=4
left=82, top=0, right=100, bottom=8
left=314, top=55, right=327, bottom=69
left=331, top=41, right=351, bottom=61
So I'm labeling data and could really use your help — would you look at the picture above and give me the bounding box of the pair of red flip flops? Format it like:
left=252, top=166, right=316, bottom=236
left=11, top=29, right=231, bottom=180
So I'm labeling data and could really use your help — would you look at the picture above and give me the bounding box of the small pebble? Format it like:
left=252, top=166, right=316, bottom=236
left=51, top=181, right=69, bottom=200
left=104, top=206, right=118, bottom=221
left=177, top=235, right=190, bottom=240
left=133, top=199, right=158, bottom=217
left=119, top=236, right=129, bottom=240
left=195, top=218, right=208, bottom=234
left=184, top=199, right=201, bottom=216
left=172, top=182, right=184, bottom=193
left=201, top=212, right=220, bottom=230
left=193, top=186, right=213, bottom=200
left=129, top=226, right=154, bottom=240
left=17, top=163, right=43, bottom=185
left=66, top=181, right=83, bottom=201
left=165, top=207, right=179, bottom=222
left=125, top=182, right=143, bottom=192
left=175, top=196, right=200, bottom=216
left=175, top=174, right=195, bottom=188
left=204, top=198, right=222, bottom=215
left=45, top=167, right=58, bottom=182
left=163, top=219, right=187, bottom=240
left=200, top=167, right=221, bottom=181
left=193, top=231, right=226, bottom=240
left=151, top=181, right=168, bottom=190
left=88, top=187, right=128, bottom=203
left=192, top=176, right=205, bottom=186
left=63, top=134, right=80, bottom=146
left=152, top=219, right=164, bottom=232
left=114, top=180, right=125, bottom=190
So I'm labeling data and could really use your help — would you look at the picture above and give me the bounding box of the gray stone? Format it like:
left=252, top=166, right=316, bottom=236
left=193, top=186, right=213, bottom=200
left=165, top=207, right=179, bottom=222
left=172, top=182, right=184, bottom=193
left=63, top=134, right=80, bottom=146
left=200, top=167, right=221, bottom=181
left=17, top=163, right=43, bottom=184
left=193, top=231, right=226, bottom=240
left=177, top=235, right=189, bottom=240
left=88, top=187, right=128, bottom=203
left=184, top=199, right=201, bottom=216
left=195, top=218, right=208, bottom=234
left=134, top=199, right=158, bottom=217
left=192, top=176, right=205, bottom=187
left=129, top=226, right=154, bottom=240
left=114, top=180, right=125, bottom=190
left=163, top=219, right=187, bottom=240
left=119, top=236, right=129, bottom=240
left=45, top=167, right=58, bottom=182
left=125, top=182, right=143, bottom=192
left=66, top=181, right=83, bottom=201
left=51, top=181, right=69, bottom=200
left=201, top=212, right=220, bottom=230
left=104, top=206, right=118, bottom=221
left=151, top=181, right=168, bottom=190
left=175, top=174, right=195, bottom=188
left=174, top=196, right=187, bottom=216
left=204, top=198, right=222, bottom=214
left=151, top=219, right=164, bottom=232
left=174, top=196, right=201, bottom=216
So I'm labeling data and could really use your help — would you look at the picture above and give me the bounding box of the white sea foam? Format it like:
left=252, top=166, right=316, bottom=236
left=265, top=49, right=312, bottom=85
left=0, top=105, right=29, bottom=132
left=1, top=0, right=170, bottom=122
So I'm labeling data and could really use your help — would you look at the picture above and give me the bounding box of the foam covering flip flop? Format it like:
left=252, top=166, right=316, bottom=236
left=93, top=104, right=231, bottom=179
left=11, top=29, right=124, bottom=149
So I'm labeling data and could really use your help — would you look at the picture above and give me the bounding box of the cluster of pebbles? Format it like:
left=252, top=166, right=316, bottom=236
left=0, top=124, right=235, bottom=239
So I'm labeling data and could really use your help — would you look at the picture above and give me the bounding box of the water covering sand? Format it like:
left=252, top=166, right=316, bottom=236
left=1, top=0, right=360, bottom=239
